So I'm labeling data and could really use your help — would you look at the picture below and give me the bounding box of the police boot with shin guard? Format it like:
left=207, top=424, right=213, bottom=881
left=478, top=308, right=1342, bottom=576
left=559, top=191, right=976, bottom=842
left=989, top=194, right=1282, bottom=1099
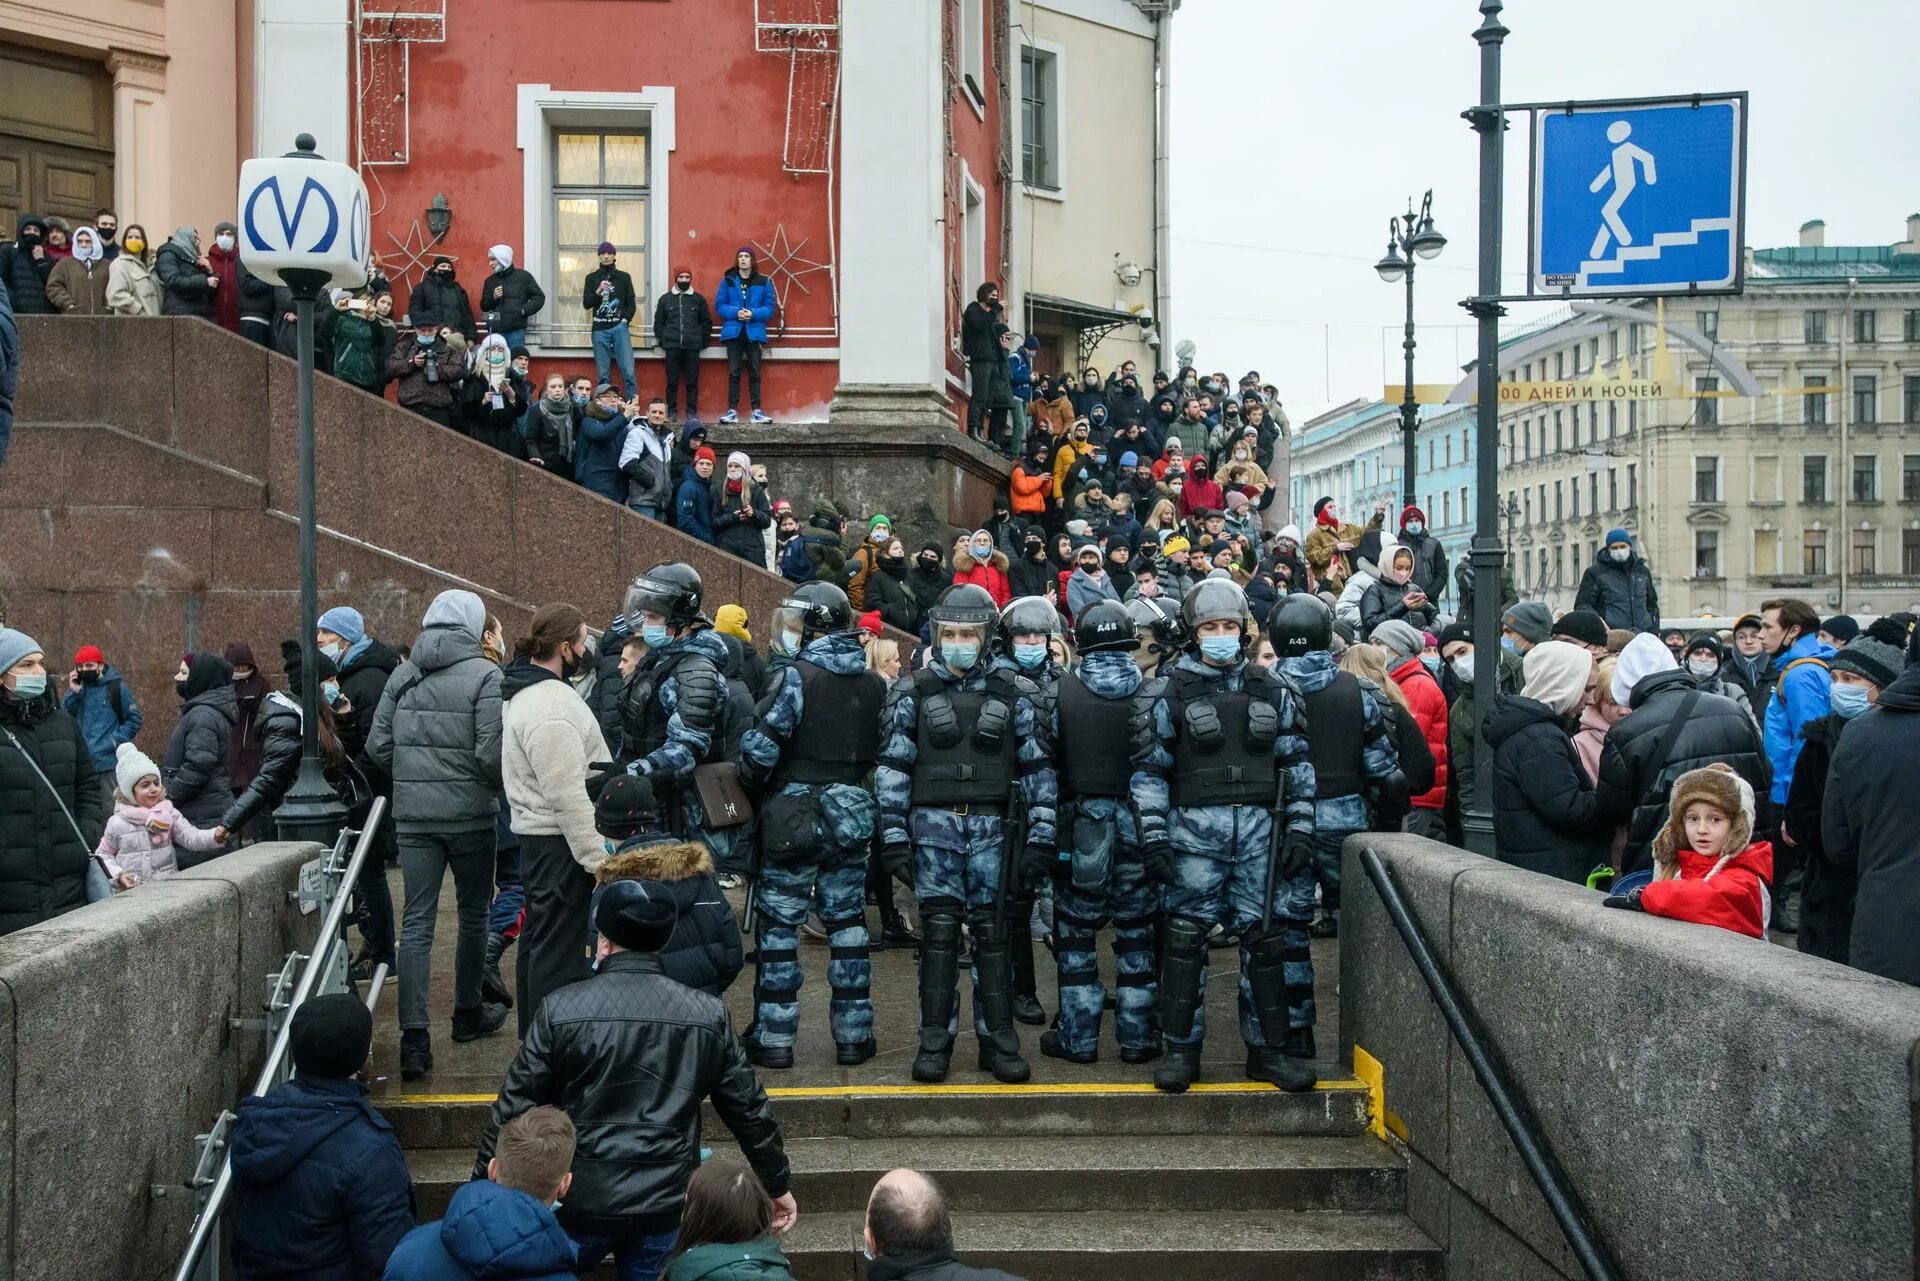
left=1153, top=915, right=1208, bottom=1093
left=1245, top=929, right=1316, bottom=1092
left=912, top=910, right=962, bottom=1082
left=1010, top=900, right=1045, bottom=1025
left=970, top=916, right=1033, bottom=1083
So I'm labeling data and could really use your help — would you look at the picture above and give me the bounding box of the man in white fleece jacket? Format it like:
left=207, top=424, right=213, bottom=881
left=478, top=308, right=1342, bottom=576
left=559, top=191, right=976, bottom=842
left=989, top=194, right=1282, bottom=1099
left=502, top=602, right=612, bottom=1035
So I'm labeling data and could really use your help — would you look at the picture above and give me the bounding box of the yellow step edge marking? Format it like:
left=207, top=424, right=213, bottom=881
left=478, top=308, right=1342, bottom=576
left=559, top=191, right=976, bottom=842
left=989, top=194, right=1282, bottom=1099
left=1350, top=1044, right=1407, bottom=1142
left=396, top=1079, right=1368, bottom=1105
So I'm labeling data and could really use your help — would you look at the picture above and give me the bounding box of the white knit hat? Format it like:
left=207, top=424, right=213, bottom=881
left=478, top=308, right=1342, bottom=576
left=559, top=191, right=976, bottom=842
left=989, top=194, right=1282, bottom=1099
left=114, top=741, right=162, bottom=803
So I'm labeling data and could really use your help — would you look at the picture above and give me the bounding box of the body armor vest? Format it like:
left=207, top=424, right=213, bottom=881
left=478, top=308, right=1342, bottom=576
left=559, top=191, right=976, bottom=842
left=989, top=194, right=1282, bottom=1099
left=620, top=650, right=722, bottom=766
left=1165, top=667, right=1279, bottom=807
left=773, top=660, right=886, bottom=786
left=908, top=668, right=1020, bottom=806
left=1303, top=670, right=1366, bottom=800
left=1056, top=672, right=1136, bottom=799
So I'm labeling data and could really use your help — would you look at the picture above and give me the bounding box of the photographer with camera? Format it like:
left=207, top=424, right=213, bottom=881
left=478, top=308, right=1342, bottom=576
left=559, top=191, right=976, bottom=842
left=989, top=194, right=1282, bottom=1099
left=386, top=311, right=468, bottom=428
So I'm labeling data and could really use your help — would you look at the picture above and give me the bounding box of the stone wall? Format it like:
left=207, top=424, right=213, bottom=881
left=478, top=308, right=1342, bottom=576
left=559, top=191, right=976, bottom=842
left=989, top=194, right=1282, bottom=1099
left=2, top=315, right=815, bottom=746
left=0, top=842, right=318, bottom=1281
left=1341, top=833, right=1920, bottom=1280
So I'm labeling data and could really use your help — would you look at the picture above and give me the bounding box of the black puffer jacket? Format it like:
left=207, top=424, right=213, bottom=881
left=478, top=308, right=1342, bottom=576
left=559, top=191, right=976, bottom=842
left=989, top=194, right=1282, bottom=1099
left=1573, top=548, right=1660, bottom=634
left=479, top=266, right=546, bottom=336
left=334, top=639, right=401, bottom=756
left=473, top=950, right=789, bottom=1238
left=1482, top=694, right=1604, bottom=884
left=1360, top=575, right=1435, bottom=639
left=1785, top=712, right=1851, bottom=963
left=408, top=271, right=477, bottom=341
left=221, top=691, right=302, bottom=834
left=0, top=216, right=54, bottom=315
left=1823, top=667, right=1920, bottom=987
left=164, top=655, right=238, bottom=828
left=866, top=561, right=921, bottom=634
left=595, top=840, right=743, bottom=996
left=1593, top=668, right=1770, bottom=876
left=0, top=688, right=101, bottom=935
left=712, top=482, right=772, bottom=567
left=154, top=237, right=216, bottom=319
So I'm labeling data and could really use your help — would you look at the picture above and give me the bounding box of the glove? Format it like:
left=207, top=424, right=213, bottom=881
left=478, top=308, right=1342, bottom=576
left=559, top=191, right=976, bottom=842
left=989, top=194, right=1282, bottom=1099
left=1280, top=831, right=1314, bottom=880
left=1140, top=840, right=1175, bottom=887
left=1602, top=888, right=1644, bottom=912
left=881, top=841, right=913, bottom=885
left=1021, top=843, right=1059, bottom=890
left=585, top=759, right=625, bottom=804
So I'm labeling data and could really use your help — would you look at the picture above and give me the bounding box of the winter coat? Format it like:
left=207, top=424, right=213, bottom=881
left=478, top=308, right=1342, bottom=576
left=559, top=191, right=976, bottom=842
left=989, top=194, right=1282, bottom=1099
left=1785, top=712, right=1853, bottom=963
left=1823, top=666, right=1920, bottom=985
left=1762, top=633, right=1833, bottom=805
left=1065, top=567, right=1119, bottom=621
left=408, top=273, right=478, bottom=341
left=501, top=659, right=610, bottom=870
left=459, top=376, right=530, bottom=459
left=675, top=470, right=717, bottom=544
left=960, top=299, right=1004, bottom=362
left=60, top=666, right=142, bottom=773
left=1639, top=842, right=1774, bottom=939
left=906, top=562, right=951, bottom=614
left=383, top=1179, right=577, bottom=1281
left=715, top=268, right=775, bottom=344
left=479, top=266, right=546, bottom=336
left=385, top=337, right=466, bottom=411
left=1389, top=659, right=1449, bottom=811
left=1378, top=700, right=1436, bottom=825
left=335, top=639, right=402, bottom=754
left=0, top=217, right=54, bottom=314
left=951, top=548, right=1011, bottom=607
left=1360, top=576, right=1435, bottom=639
left=1007, top=553, right=1058, bottom=607
left=366, top=616, right=505, bottom=834
left=1052, top=440, right=1095, bottom=501
left=0, top=690, right=101, bottom=934
left=863, top=1251, right=1023, bottom=1281
left=653, top=288, right=713, bottom=350
left=1036, top=392, right=1076, bottom=439
left=714, top=483, right=773, bottom=565
left=46, top=255, right=108, bottom=315
left=220, top=691, right=303, bottom=833
left=841, top=541, right=883, bottom=611
left=1572, top=704, right=1608, bottom=784
left=573, top=408, right=631, bottom=503
left=866, top=561, right=921, bottom=633
left=1178, top=471, right=1225, bottom=521
left=1397, top=528, right=1449, bottom=603
left=1008, top=351, right=1034, bottom=404
left=1720, top=651, right=1777, bottom=711
left=583, top=264, right=637, bottom=330
left=1594, top=668, right=1771, bottom=877
left=596, top=839, right=743, bottom=997
left=1444, top=654, right=1520, bottom=820
left=106, top=254, right=162, bottom=316
left=664, top=1238, right=794, bottom=1281
left=1573, top=548, right=1660, bottom=634
left=94, top=799, right=220, bottom=883
left=164, top=681, right=238, bottom=829
left=329, top=310, right=396, bottom=394
left=526, top=397, right=581, bottom=476
left=228, top=1074, right=415, bottom=1281
left=154, top=237, right=216, bottom=319
left=1482, top=695, right=1605, bottom=884
left=1009, top=460, right=1052, bottom=517
left=474, top=949, right=789, bottom=1238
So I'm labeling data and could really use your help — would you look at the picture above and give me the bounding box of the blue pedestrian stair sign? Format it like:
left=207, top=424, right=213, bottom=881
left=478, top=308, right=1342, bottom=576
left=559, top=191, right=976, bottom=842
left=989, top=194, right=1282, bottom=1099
left=1530, top=93, right=1746, bottom=297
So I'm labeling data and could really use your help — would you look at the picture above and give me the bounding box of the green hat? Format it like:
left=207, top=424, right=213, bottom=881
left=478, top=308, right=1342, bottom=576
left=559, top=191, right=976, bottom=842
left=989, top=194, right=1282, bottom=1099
left=868, top=513, right=894, bottom=533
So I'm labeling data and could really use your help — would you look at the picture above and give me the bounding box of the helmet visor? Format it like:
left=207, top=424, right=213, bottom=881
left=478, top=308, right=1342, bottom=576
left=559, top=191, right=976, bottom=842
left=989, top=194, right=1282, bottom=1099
left=770, top=605, right=808, bottom=657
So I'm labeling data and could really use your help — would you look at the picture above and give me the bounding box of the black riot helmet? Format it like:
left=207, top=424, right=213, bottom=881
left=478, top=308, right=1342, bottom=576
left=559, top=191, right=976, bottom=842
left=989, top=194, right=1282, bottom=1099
left=624, top=562, right=704, bottom=628
left=996, top=595, right=1063, bottom=656
left=1127, top=595, right=1186, bottom=656
left=1179, top=578, right=1253, bottom=650
left=1075, top=600, right=1139, bottom=654
left=1266, top=593, right=1333, bottom=658
left=771, top=581, right=853, bottom=656
left=927, top=583, right=1000, bottom=628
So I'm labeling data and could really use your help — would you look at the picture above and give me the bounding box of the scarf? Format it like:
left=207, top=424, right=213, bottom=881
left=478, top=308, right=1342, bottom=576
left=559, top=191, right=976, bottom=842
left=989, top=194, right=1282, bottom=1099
left=537, top=397, right=577, bottom=461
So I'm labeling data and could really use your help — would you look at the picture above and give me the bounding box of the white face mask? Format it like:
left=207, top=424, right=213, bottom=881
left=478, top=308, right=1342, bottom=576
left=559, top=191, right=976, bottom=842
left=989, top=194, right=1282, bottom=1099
left=1687, top=657, right=1719, bottom=678
left=214, top=232, right=236, bottom=252
left=1450, top=654, right=1474, bottom=683
left=1609, top=546, right=1631, bottom=564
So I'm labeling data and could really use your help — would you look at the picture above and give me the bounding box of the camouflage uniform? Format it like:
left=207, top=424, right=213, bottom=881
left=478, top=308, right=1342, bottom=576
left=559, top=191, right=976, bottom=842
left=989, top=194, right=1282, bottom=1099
left=737, top=632, right=885, bottom=1057
left=619, top=627, right=735, bottom=844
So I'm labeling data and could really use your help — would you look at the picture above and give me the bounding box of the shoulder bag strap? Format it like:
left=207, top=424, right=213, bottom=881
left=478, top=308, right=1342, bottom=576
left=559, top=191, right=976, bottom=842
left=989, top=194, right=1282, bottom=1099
left=0, top=725, right=92, bottom=853
left=1643, top=689, right=1702, bottom=806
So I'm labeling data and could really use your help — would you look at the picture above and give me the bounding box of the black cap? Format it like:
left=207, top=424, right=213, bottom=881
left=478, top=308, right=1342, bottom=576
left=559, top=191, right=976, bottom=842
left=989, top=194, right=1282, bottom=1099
left=1550, top=609, right=1609, bottom=649
left=1437, top=621, right=1473, bottom=650
left=595, top=879, right=677, bottom=952
left=595, top=773, right=660, bottom=841
left=290, top=993, right=373, bottom=1079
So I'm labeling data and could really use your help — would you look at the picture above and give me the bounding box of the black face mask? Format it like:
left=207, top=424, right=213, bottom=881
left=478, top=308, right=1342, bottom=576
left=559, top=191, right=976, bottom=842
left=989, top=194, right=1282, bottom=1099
left=77, top=670, right=100, bottom=685
left=436, top=269, right=453, bottom=282
left=97, top=228, right=116, bottom=244
left=1025, top=541, right=1044, bottom=558
left=918, top=556, right=940, bottom=571
left=880, top=555, right=907, bottom=576
left=175, top=679, right=190, bottom=701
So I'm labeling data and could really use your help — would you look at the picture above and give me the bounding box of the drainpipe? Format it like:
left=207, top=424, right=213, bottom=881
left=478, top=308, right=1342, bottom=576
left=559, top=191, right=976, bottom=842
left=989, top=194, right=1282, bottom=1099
left=1838, top=276, right=1855, bottom=610
left=1152, top=7, right=1173, bottom=357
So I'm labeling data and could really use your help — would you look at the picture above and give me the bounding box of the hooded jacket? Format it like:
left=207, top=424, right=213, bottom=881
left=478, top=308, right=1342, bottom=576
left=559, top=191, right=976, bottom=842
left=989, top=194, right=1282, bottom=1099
left=480, top=256, right=546, bottom=335
left=1388, top=657, right=1449, bottom=811
left=1396, top=519, right=1449, bottom=603
left=367, top=595, right=505, bottom=833
left=1360, top=543, right=1436, bottom=638
left=408, top=268, right=478, bottom=341
left=60, top=664, right=142, bottom=773
left=715, top=262, right=775, bottom=344
left=1762, top=632, right=1834, bottom=805
left=46, top=249, right=109, bottom=315
left=663, top=1238, right=795, bottom=1281
left=950, top=546, right=1011, bottom=607
left=154, top=228, right=215, bottom=319
left=502, top=657, right=610, bottom=868
left=1009, top=457, right=1052, bottom=517
left=0, top=687, right=100, bottom=934
left=335, top=637, right=402, bottom=751
left=0, top=215, right=54, bottom=315
left=1638, top=841, right=1774, bottom=939
left=595, top=839, right=743, bottom=996
left=228, top=1074, right=415, bottom=1281
left=95, top=795, right=220, bottom=883
left=1573, top=544, right=1660, bottom=634
left=1482, top=694, right=1605, bottom=884
left=383, top=1179, right=577, bottom=1281
left=1823, top=665, right=1920, bottom=985
left=163, top=656, right=238, bottom=829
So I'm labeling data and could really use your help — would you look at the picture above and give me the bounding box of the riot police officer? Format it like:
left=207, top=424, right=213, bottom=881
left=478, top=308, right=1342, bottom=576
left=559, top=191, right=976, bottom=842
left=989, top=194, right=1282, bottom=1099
left=737, top=582, right=888, bottom=1068
left=876, top=584, right=1058, bottom=1083
left=1037, top=599, right=1161, bottom=1065
left=618, top=563, right=735, bottom=845
left=1130, top=579, right=1318, bottom=1093
left=1127, top=596, right=1185, bottom=679
left=993, top=595, right=1065, bottom=1025
left=1269, top=595, right=1401, bottom=957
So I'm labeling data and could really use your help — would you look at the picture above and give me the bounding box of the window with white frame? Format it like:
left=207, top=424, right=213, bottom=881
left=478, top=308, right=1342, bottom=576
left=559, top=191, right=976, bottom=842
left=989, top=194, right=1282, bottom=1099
left=960, top=0, right=986, bottom=105
left=551, top=129, right=649, bottom=346
left=1020, top=46, right=1061, bottom=191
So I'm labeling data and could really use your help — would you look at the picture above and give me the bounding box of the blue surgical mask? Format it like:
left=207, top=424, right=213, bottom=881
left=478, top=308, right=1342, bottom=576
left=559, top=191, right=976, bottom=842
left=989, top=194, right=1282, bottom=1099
left=1013, top=643, right=1048, bottom=670
left=1405, top=521, right=1424, bottom=536
left=1421, top=655, right=1441, bottom=675
left=415, top=332, right=436, bottom=346
left=572, top=392, right=590, bottom=406
left=320, top=682, right=341, bottom=706
left=9, top=673, right=46, bottom=699
left=641, top=623, right=671, bottom=649
left=1500, top=635, right=1520, bottom=655
left=942, top=641, right=980, bottom=672
left=1199, top=635, right=1241, bottom=664
left=1831, top=682, right=1871, bottom=720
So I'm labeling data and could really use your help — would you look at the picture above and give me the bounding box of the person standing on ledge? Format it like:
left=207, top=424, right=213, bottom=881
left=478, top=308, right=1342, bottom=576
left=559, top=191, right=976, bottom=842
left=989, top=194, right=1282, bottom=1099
left=715, top=248, right=775, bottom=425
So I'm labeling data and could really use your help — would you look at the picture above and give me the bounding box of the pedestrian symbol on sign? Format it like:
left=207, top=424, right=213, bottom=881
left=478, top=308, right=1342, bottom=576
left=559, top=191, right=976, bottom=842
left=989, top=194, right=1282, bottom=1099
left=1586, top=122, right=1657, bottom=261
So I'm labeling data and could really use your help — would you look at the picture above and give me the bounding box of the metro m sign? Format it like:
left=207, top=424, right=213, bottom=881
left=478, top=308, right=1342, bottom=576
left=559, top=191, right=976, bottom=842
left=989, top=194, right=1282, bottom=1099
left=237, top=147, right=370, bottom=289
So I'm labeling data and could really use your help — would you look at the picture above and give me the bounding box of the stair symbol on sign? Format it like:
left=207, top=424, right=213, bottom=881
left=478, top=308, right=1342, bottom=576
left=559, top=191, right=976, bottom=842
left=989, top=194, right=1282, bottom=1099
left=1579, top=217, right=1734, bottom=286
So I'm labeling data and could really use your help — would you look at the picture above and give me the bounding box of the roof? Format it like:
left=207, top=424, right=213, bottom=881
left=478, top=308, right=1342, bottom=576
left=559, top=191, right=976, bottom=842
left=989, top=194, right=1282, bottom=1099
left=1749, top=246, right=1920, bottom=282
left=1024, top=293, right=1140, bottom=329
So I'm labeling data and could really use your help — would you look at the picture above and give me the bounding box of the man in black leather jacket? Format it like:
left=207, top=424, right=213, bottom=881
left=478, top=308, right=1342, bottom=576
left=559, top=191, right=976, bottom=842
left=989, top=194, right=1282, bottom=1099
left=474, top=880, right=793, bottom=1276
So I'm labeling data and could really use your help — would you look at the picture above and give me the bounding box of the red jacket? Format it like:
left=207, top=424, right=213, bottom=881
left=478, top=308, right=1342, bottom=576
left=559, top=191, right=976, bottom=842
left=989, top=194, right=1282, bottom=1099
left=1639, top=841, right=1773, bottom=939
left=207, top=242, right=243, bottom=334
left=1389, top=658, right=1449, bottom=810
left=1179, top=470, right=1225, bottom=520
left=951, top=548, right=1011, bottom=607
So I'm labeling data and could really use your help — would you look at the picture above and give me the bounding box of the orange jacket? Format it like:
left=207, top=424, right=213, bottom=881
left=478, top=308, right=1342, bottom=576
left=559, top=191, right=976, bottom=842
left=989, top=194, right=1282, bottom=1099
left=1010, top=462, right=1052, bottom=516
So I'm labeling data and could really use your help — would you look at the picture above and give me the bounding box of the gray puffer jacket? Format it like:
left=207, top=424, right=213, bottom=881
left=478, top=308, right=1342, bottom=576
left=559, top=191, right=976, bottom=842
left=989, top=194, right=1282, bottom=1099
left=367, top=618, right=504, bottom=834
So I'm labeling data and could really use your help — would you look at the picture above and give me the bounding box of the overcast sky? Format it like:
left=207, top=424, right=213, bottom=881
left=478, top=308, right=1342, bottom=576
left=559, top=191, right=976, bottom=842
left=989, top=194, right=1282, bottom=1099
left=1169, top=0, right=1920, bottom=421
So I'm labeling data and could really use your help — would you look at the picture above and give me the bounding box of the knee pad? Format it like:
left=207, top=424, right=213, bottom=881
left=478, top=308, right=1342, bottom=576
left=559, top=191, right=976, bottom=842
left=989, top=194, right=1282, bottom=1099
left=1163, top=914, right=1209, bottom=958
left=1245, top=928, right=1288, bottom=965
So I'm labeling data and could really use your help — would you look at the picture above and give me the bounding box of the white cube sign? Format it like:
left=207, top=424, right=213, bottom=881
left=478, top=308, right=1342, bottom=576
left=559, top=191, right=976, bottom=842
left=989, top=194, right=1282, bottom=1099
left=237, top=153, right=370, bottom=289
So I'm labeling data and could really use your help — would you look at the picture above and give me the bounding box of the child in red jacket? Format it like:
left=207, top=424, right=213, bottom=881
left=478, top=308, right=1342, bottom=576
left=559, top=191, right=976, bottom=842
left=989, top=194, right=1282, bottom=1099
left=1603, top=762, right=1772, bottom=938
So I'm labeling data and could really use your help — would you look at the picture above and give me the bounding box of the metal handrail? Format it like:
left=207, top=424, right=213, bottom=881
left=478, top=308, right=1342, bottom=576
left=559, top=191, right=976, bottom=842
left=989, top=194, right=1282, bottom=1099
left=1357, top=842, right=1621, bottom=1281
left=170, top=798, right=388, bottom=1281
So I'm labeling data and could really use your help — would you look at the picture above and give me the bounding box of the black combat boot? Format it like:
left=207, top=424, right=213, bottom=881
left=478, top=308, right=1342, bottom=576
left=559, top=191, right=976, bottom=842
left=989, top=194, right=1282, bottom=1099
left=1040, top=1029, right=1097, bottom=1065
left=480, top=931, right=514, bottom=1008
left=836, top=1038, right=877, bottom=1066
left=913, top=910, right=963, bottom=1082
left=971, top=917, right=1032, bottom=1083
left=1154, top=1044, right=1201, bottom=1093
left=451, top=1002, right=508, bottom=1043
left=1245, top=1046, right=1317, bottom=1092
left=1245, top=929, right=1316, bottom=1092
left=743, top=1032, right=794, bottom=1070
left=399, top=1028, right=433, bottom=1082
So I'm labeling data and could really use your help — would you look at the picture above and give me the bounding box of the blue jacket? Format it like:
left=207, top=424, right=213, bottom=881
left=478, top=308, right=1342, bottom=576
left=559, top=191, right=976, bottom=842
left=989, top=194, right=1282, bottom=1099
left=573, top=408, right=630, bottom=502
left=1764, top=633, right=1834, bottom=804
left=382, top=1180, right=577, bottom=1281
left=1009, top=350, right=1034, bottom=403
left=714, top=268, right=775, bottom=344
left=675, top=470, right=716, bottom=544
left=60, top=665, right=143, bottom=773
left=0, top=273, right=15, bottom=467
left=229, top=1074, right=415, bottom=1281
left=778, top=536, right=812, bottom=583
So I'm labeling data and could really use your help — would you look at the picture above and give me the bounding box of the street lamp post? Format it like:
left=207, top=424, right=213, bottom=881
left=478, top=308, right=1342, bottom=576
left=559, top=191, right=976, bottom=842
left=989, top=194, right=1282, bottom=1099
left=1376, top=189, right=1447, bottom=515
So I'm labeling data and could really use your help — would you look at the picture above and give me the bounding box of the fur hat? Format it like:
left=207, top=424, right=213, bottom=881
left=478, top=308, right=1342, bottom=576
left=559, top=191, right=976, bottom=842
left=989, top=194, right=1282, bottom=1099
left=1654, top=763, right=1754, bottom=867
